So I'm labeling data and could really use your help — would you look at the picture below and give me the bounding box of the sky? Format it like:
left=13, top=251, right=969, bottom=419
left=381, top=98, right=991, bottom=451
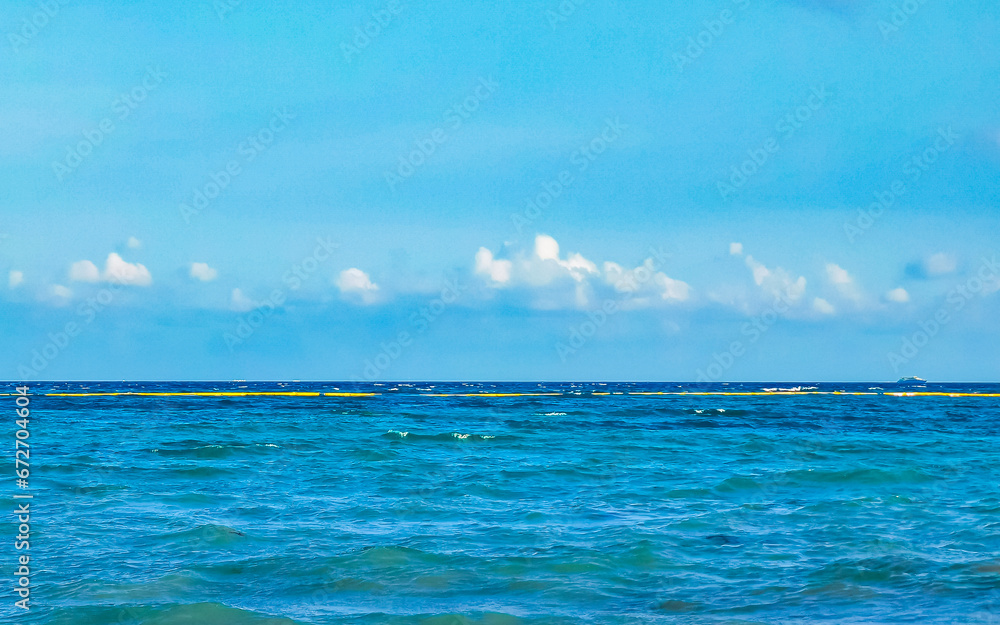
left=1, top=0, right=998, bottom=381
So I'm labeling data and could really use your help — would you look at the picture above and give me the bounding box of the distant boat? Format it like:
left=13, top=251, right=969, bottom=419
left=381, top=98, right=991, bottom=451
left=896, top=376, right=927, bottom=385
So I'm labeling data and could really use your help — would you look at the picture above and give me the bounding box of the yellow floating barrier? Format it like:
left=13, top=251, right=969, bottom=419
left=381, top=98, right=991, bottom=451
left=420, top=392, right=563, bottom=397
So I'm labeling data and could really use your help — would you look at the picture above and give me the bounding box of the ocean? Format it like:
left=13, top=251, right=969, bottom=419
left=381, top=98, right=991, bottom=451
left=10, top=382, right=1000, bottom=624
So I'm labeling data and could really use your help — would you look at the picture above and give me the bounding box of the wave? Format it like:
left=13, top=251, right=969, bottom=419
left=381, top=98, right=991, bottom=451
left=42, top=603, right=302, bottom=625
left=64, top=483, right=131, bottom=496
left=713, top=466, right=935, bottom=493
left=154, top=524, right=250, bottom=547
left=167, top=466, right=241, bottom=479
left=783, top=467, right=935, bottom=485
left=808, top=555, right=928, bottom=586
left=683, top=407, right=749, bottom=417
left=150, top=442, right=280, bottom=459
left=383, top=430, right=497, bottom=442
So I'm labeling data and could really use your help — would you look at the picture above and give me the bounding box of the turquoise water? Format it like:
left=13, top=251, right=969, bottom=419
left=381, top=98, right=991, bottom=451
left=12, top=382, right=1000, bottom=624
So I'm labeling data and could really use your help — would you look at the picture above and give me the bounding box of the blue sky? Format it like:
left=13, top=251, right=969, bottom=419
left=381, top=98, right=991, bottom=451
left=1, top=0, right=998, bottom=381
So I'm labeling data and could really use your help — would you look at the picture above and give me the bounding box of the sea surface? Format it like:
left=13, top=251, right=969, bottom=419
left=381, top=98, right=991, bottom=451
left=8, top=382, right=1000, bottom=624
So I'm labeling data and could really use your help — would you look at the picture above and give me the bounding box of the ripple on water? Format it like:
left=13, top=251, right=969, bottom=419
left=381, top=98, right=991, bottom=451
left=42, top=603, right=300, bottom=625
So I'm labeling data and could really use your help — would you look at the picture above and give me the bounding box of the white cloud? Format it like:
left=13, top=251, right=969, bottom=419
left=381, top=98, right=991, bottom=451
left=604, top=259, right=690, bottom=302
left=8, top=270, right=23, bottom=289
left=336, top=268, right=379, bottom=304
left=745, top=255, right=770, bottom=286
left=655, top=272, right=691, bottom=301
left=474, top=236, right=688, bottom=310
left=476, top=235, right=599, bottom=293
left=230, top=288, right=255, bottom=312
left=885, top=287, right=910, bottom=303
left=603, top=261, right=640, bottom=293
left=50, top=284, right=73, bottom=303
left=813, top=297, right=835, bottom=315
left=825, top=262, right=863, bottom=302
left=337, top=268, right=378, bottom=291
left=532, top=234, right=598, bottom=282
left=559, top=252, right=599, bottom=281
left=103, top=253, right=152, bottom=286
left=127, top=236, right=141, bottom=249
left=70, top=254, right=152, bottom=286
left=825, top=263, right=852, bottom=285
left=729, top=242, right=743, bottom=256
left=189, top=262, right=218, bottom=282
left=535, top=234, right=560, bottom=261
left=744, top=254, right=806, bottom=302
left=474, top=247, right=512, bottom=284
left=69, top=260, right=100, bottom=283
left=926, top=252, right=957, bottom=276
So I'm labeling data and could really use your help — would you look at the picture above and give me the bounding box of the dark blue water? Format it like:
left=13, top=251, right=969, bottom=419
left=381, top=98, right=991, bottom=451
left=8, top=382, right=1000, bottom=624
